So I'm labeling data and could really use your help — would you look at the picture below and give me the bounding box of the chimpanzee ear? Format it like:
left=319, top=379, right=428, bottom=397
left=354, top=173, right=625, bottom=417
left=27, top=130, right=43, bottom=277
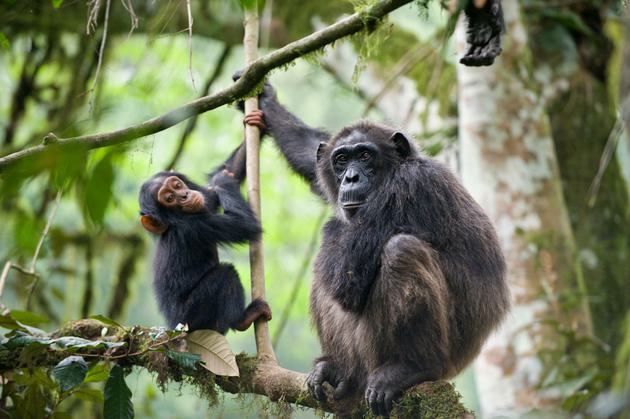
left=140, top=215, right=167, bottom=235
left=390, top=132, right=411, bottom=158
left=316, top=142, right=328, bottom=163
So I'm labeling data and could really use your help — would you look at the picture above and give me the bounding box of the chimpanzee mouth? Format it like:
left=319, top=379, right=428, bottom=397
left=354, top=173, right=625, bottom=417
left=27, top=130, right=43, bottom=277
left=341, top=201, right=365, bottom=209
left=182, top=193, right=205, bottom=213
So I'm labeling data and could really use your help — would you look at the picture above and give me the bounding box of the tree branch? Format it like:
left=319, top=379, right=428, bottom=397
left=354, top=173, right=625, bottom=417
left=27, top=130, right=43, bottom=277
left=0, top=0, right=412, bottom=174
left=0, top=319, right=472, bottom=417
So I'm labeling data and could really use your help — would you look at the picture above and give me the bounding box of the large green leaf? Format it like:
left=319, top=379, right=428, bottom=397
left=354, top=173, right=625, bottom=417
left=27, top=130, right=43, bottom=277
left=52, top=356, right=88, bottom=392
left=10, top=310, right=50, bottom=326
left=103, top=365, right=134, bottom=419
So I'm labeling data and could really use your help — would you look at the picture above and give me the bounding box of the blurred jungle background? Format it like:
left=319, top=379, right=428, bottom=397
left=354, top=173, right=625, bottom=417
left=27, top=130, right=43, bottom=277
left=0, top=0, right=629, bottom=418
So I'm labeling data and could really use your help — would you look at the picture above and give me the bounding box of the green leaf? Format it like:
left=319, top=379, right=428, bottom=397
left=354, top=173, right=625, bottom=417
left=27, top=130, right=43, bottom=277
left=51, top=336, right=125, bottom=350
left=104, top=365, right=134, bottom=419
left=52, top=356, right=88, bottom=392
left=89, top=315, right=124, bottom=329
left=73, top=387, right=104, bottom=403
left=10, top=310, right=50, bottom=326
left=185, top=329, right=239, bottom=376
left=85, top=362, right=110, bottom=383
left=4, top=332, right=53, bottom=349
left=0, top=313, right=25, bottom=331
left=165, top=348, right=200, bottom=371
left=84, top=153, right=115, bottom=226
left=52, top=0, right=64, bottom=8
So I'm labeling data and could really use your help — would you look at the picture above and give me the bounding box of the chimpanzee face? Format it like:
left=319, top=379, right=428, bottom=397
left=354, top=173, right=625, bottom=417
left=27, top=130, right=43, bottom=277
left=156, top=176, right=205, bottom=213
left=331, top=139, right=381, bottom=215
left=317, top=125, right=413, bottom=219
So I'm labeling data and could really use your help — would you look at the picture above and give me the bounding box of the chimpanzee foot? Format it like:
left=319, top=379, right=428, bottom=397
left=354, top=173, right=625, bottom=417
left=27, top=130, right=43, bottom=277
left=365, top=373, right=400, bottom=418
left=233, top=299, right=272, bottom=331
left=460, top=41, right=502, bottom=66
left=365, top=364, right=431, bottom=417
left=306, top=358, right=350, bottom=403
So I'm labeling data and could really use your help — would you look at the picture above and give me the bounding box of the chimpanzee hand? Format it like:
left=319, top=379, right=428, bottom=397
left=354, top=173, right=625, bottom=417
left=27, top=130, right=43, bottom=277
left=306, top=358, right=351, bottom=403
left=460, top=0, right=504, bottom=67
left=244, top=109, right=267, bottom=132
left=232, top=70, right=277, bottom=112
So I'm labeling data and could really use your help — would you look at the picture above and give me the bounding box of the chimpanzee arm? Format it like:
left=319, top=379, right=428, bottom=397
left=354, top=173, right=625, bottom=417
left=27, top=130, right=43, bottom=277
left=232, top=73, right=331, bottom=188
left=207, top=173, right=261, bottom=244
left=257, top=84, right=330, bottom=186
left=209, top=144, right=247, bottom=184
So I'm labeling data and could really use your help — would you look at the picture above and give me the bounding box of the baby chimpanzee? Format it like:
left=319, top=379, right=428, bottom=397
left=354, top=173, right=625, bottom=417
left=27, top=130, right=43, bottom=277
left=138, top=123, right=271, bottom=334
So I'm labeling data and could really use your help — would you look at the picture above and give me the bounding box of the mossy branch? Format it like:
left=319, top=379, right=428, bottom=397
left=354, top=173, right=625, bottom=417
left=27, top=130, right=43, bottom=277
left=0, top=0, right=413, bottom=174
left=1, top=319, right=472, bottom=417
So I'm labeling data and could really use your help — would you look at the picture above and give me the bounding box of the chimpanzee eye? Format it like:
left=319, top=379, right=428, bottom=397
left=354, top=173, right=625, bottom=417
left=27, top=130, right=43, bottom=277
left=359, top=151, right=371, bottom=161
left=335, top=154, right=348, bottom=164
left=166, top=194, right=175, bottom=203
left=174, top=182, right=181, bottom=189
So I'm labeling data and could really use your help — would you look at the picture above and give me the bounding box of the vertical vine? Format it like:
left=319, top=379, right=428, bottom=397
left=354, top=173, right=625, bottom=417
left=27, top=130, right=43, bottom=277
left=242, top=0, right=276, bottom=362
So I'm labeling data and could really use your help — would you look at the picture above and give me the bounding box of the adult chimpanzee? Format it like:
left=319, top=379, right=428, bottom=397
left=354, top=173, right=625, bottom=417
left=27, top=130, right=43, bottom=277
left=461, top=0, right=505, bottom=66
left=236, top=82, right=509, bottom=416
left=138, top=118, right=272, bottom=334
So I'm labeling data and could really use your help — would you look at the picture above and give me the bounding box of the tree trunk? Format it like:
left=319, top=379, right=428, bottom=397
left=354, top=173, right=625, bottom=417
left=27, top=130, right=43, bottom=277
left=456, top=0, right=591, bottom=416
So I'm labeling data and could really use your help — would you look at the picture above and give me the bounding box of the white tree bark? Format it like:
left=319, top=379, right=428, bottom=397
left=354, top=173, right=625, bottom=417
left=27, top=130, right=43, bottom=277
left=456, top=0, right=590, bottom=416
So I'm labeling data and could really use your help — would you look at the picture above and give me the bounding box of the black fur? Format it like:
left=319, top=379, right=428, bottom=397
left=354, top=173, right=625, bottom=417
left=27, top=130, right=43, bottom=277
left=239, top=80, right=510, bottom=416
left=461, top=0, right=505, bottom=67
left=139, top=166, right=263, bottom=334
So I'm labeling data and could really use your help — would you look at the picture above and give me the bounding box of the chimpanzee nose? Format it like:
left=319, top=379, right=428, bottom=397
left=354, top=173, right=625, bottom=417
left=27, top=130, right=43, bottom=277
left=344, top=168, right=359, bottom=183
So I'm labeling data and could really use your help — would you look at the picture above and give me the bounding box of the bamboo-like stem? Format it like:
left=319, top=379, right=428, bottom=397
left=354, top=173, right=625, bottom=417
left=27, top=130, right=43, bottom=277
left=243, top=2, right=276, bottom=362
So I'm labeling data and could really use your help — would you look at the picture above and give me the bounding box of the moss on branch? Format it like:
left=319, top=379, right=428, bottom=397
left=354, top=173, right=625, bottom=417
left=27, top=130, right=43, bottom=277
left=0, top=319, right=472, bottom=417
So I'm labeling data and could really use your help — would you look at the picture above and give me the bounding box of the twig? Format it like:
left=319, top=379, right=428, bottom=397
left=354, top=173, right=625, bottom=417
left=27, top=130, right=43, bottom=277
left=185, top=0, right=197, bottom=92
left=88, top=0, right=111, bottom=115
left=119, top=0, right=139, bottom=37
left=243, top=0, right=276, bottom=362
left=165, top=45, right=232, bottom=170
left=272, top=209, right=326, bottom=348
left=25, top=189, right=63, bottom=309
left=86, top=0, right=102, bottom=35
left=0, top=0, right=413, bottom=173
left=586, top=97, right=630, bottom=207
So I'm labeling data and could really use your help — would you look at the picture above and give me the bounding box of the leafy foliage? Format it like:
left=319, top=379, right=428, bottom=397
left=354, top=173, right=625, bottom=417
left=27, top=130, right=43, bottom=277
left=52, top=356, right=89, bottom=392
left=104, top=365, right=134, bottom=419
